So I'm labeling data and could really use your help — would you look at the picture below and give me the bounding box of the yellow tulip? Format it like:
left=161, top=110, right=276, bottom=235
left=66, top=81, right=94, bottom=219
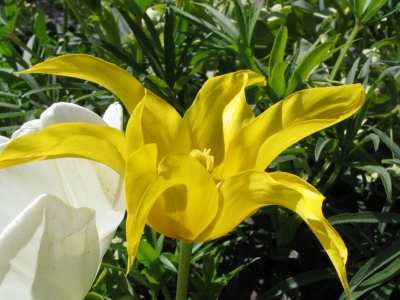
left=1, top=55, right=365, bottom=297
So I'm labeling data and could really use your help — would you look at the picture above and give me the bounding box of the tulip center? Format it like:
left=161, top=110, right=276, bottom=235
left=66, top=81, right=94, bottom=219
left=190, top=148, right=214, bottom=171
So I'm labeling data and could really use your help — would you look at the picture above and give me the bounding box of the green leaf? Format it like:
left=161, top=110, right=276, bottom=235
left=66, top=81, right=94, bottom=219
left=345, top=57, right=360, bottom=84
left=354, top=163, right=392, bottom=202
left=315, top=137, right=331, bottom=162
left=171, top=6, right=235, bottom=44
left=352, top=258, right=400, bottom=299
left=269, top=25, right=288, bottom=75
left=164, top=5, right=175, bottom=88
left=136, top=241, right=159, bottom=268
left=285, top=40, right=336, bottom=96
left=370, top=127, right=400, bottom=160
left=196, top=3, right=240, bottom=42
left=119, top=9, right=166, bottom=80
left=269, top=61, right=288, bottom=101
left=341, top=240, right=400, bottom=299
left=328, top=212, right=400, bottom=225
left=232, top=0, right=248, bottom=45
left=258, top=268, right=337, bottom=300
left=361, top=0, right=388, bottom=24
left=83, top=292, right=104, bottom=300
left=359, top=133, right=380, bottom=152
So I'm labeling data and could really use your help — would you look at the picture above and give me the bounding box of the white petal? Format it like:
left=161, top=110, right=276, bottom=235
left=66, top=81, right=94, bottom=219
left=0, top=159, right=125, bottom=257
left=0, top=194, right=100, bottom=300
left=40, top=102, right=108, bottom=128
left=11, top=119, right=42, bottom=139
left=0, top=136, right=9, bottom=152
left=102, top=102, right=123, bottom=130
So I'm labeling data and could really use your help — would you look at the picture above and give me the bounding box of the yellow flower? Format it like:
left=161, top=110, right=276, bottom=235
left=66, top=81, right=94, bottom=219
left=1, top=55, right=365, bottom=297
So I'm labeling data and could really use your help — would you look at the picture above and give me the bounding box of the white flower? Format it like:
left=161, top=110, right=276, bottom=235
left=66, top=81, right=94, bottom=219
left=0, top=103, right=125, bottom=300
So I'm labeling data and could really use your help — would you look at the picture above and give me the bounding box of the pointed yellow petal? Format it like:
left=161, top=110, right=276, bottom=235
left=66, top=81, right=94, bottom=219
left=269, top=172, right=350, bottom=297
left=125, top=144, right=158, bottom=273
left=16, top=55, right=144, bottom=114
left=223, top=84, right=365, bottom=178
left=199, top=170, right=349, bottom=297
left=125, top=151, right=218, bottom=272
left=0, top=123, right=126, bottom=176
left=126, top=90, right=190, bottom=160
left=183, top=71, right=265, bottom=180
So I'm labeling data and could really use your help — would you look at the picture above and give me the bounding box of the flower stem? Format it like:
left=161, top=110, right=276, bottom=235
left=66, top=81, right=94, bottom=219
left=176, top=241, right=193, bottom=300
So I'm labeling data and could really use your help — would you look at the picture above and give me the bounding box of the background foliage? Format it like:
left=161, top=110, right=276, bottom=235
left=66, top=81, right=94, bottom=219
left=0, top=0, right=399, bottom=299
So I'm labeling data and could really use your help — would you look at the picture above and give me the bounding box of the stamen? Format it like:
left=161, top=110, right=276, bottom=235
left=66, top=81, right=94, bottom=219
left=190, top=148, right=214, bottom=171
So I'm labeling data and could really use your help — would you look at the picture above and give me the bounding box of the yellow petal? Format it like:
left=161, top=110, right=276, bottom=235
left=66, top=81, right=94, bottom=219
left=125, top=151, right=219, bottom=272
left=199, top=170, right=349, bottom=297
left=0, top=123, right=127, bottom=176
left=126, top=90, right=190, bottom=160
left=269, top=172, right=350, bottom=297
left=125, top=144, right=158, bottom=273
left=147, top=154, right=219, bottom=241
left=223, top=84, right=365, bottom=178
left=16, top=55, right=144, bottom=114
left=183, top=70, right=266, bottom=180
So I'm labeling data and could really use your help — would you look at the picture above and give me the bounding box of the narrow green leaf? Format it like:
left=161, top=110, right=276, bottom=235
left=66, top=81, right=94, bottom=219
left=196, top=3, right=240, bottom=42
left=73, top=33, right=147, bottom=76
left=345, top=57, right=360, bottom=84
left=328, top=212, right=400, bottom=225
left=269, top=61, right=288, bottom=101
left=247, top=0, right=262, bottom=47
left=365, top=282, right=394, bottom=300
left=258, top=269, right=337, bottom=300
left=359, top=133, right=380, bottom=152
left=339, top=240, right=400, bottom=300
left=164, top=5, right=175, bottom=88
left=344, top=258, right=400, bottom=300
left=171, top=6, right=235, bottom=44
left=362, top=0, right=388, bottom=23
left=142, top=10, right=163, bottom=53
left=354, top=163, right=392, bottom=202
left=371, top=127, right=400, bottom=159
left=119, top=10, right=166, bottom=80
left=315, top=137, right=331, bottom=162
left=285, top=41, right=335, bottom=96
left=232, top=0, right=248, bottom=45
left=269, top=25, right=288, bottom=74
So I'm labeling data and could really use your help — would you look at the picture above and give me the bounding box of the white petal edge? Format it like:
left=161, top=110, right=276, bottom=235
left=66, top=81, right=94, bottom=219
left=102, top=102, right=123, bottom=130
left=40, top=102, right=108, bottom=128
left=0, top=194, right=100, bottom=300
left=11, top=119, right=42, bottom=139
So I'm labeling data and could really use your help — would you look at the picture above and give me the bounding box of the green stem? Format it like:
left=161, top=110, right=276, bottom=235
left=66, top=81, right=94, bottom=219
left=176, top=241, right=193, bottom=300
left=329, top=18, right=363, bottom=81
left=321, top=163, right=342, bottom=194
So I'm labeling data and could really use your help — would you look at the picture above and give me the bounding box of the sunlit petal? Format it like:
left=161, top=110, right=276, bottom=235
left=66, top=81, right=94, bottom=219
left=0, top=194, right=100, bottom=300
left=125, top=144, right=158, bottom=272
left=0, top=123, right=127, bottom=176
left=200, top=170, right=349, bottom=296
left=223, top=84, right=365, bottom=178
left=40, top=102, right=108, bottom=128
left=102, top=102, right=124, bottom=130
left=11, top=120, right=42, bottom=139
left=125, top=151, right=218, bottom=271
left=183, top=71, right=265, bottom=179
left=127, top=91, right=190, bottom=160
left=16, top=54, right=143, bottom=114
left=0, top=159, right=123, bottom=256
left=147, top=154, right=218, bottom=241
